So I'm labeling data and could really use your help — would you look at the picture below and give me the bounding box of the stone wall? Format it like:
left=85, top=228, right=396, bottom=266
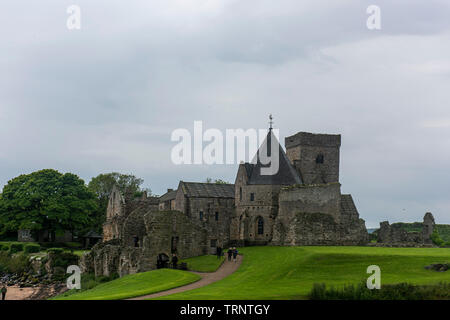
left=377, top=212, right=435, bottom=247
left=103, top=189, right=158, bottom=242
left=185, top=197, right=233, bottom=252
left=278, top=183, right=342, bottom=222
left=82, top=210, right=209, bottom=277
left=271, top=183, right=368, bottom=246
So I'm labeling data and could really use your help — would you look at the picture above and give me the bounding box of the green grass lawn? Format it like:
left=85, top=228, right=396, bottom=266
left=181, top=255, right=225, bottom=272
left=52, top=269, right=201, bottom=300
left=156, top=246, right=450, bottom=300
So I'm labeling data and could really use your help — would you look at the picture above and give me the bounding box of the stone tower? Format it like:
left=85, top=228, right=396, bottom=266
left=285, top=132, right=341, bottom=185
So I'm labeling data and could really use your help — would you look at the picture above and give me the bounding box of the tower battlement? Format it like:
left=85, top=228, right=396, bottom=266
left=285, top=132, right=341, bottom=149
left=285, top=132, right=341, bottom=185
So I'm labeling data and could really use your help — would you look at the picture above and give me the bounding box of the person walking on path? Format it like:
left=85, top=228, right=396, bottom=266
left=1, top=285, right=6, bottom=300
left=232, top=247, right=238, bottom=263
left=227, top=248, right=233, bottom=261
left=171, top=253, right=179, bottom=269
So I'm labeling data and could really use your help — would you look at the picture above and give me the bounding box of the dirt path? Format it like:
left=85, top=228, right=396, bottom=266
left=128, top=255, right=243, bottom=300
left=0, top=284, right=67, bottom=300
left=1, top=286, right=38, bottom=300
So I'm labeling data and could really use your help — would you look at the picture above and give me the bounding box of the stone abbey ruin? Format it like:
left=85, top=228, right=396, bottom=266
left=81, top=129, right=439, bottom=277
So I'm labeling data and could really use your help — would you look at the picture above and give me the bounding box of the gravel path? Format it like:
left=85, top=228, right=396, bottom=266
left=128, top=255, right=242, bottom=300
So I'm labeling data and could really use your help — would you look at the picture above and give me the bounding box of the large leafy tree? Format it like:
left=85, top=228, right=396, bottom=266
left=0, top=169, right=97, bottom=240
left=87, top=173, right=149, bottom=232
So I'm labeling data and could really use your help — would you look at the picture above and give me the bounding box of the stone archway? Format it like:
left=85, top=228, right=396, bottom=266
left=156, top=253, right=170, bottom=269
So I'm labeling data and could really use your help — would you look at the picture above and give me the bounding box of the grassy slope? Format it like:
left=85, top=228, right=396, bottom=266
left=53, top=269, right=201, bottom=300
left=181, top=255, right=225, bottom=272
left=157, top=246, right=450, bottom=300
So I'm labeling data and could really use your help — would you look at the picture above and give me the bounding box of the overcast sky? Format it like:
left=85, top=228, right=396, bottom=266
left=1, top=0, right=449, bottom=227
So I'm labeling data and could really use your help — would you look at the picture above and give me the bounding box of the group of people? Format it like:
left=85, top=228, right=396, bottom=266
left=216, top=246, right=239, bottom=263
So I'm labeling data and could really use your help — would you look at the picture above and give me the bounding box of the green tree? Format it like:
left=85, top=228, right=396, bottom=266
left=87, top=173, right=149, bottom=232
left=205, top=178, right=230, bottom=184
left=0, top=169, right=97, bottom=241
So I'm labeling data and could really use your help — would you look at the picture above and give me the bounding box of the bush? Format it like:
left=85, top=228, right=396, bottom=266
left=309, top=282, right=450, bottom=300
left=47, top=248, right=64, bottom=254
left=0, top=251, right=30, bottom=274
left=64, top=242, right=82, bottom=249
left=24, top=243, right=41, bottom=254
left=49, top=252, right=79, bottom=269
left=431, top=230, right=445, bottom=247
left=9, top=243, right=24, bottom=254
left=39, top=242, right=83, bottom=249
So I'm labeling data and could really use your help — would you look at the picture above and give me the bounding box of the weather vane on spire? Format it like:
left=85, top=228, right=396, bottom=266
left=269, top=114, right=274, bottom=131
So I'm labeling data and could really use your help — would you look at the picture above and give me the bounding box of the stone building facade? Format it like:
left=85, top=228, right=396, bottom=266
left=231, top=130, right=368, bottom=246
left=173, top=181, right=235, bottom=251
left=82, top=210, right=209, bottom=277
left=84, top=128, right=371, bottom=277
left=82, top=182, right=235, bottom=276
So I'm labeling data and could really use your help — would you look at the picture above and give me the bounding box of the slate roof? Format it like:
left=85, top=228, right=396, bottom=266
left=340, top=194, right=358, bottom=215
left=159, top=189, right=177, bottom=202
left=245, top=131, right=303, bottom=185
left=180, top=181, right=235, bottom=198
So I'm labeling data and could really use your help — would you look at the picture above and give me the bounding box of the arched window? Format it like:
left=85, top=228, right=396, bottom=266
left=239, top=187, right=242, bottom=201
left=257, top=217, right=264, bottom=235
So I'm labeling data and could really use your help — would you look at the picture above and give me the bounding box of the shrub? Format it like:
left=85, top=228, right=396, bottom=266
left=39, top=242, right=83, bottom=249
left=49, top=252, right=79, bottom=269
left=309, top=282, right=450, bottom=300
left=0, top=251, right=30, bottom=274
left=24, top=243, right=41, bottom=254
left=47, top=248, right=64, bottom=254
left=9, top=243, right=24, bottom=254
left=40, top=242, right=69, bottom=249
left=64, top=242, right=82, bottom=249
left=431, top=230, right=445, bottom=247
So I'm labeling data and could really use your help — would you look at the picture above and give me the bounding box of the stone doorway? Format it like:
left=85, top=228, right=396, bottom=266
left=156, top=253, right=170, bottom=269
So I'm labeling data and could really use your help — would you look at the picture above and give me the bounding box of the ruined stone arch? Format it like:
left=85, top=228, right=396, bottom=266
left=156, top=252, right=170, bottom=269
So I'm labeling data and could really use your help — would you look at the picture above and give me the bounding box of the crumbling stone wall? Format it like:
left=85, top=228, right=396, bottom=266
left=82, top=210, right=208, bottom=277
left=271, top=183, right=368, bottom=246
left=103, top=187, right=158, bottom=242
left=377, top=212, right=435, bottom=247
